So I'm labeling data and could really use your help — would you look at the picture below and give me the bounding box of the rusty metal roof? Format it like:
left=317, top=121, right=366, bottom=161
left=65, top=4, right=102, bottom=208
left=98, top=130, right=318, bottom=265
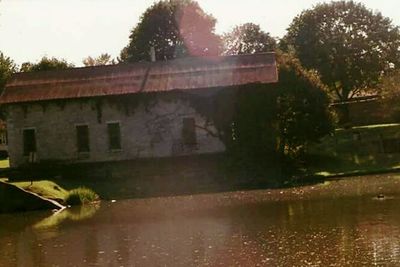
left=0, top=53, right=277, bottom=104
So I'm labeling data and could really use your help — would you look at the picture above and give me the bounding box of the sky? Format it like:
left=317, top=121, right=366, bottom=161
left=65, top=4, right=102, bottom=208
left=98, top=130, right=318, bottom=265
left=0, top=0, right=399, bottom=66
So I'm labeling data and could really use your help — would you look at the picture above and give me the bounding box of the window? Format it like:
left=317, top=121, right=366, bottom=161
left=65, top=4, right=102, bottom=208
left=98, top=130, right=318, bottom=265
left=23, top=129, right=36, bottom=156
left=182, top=118, right=197, bottom=145
left=107, top=122, right=121, bottom=150
left=76, top=125, right=90, bottom=152
left=0, top=131, right=7, bottom=145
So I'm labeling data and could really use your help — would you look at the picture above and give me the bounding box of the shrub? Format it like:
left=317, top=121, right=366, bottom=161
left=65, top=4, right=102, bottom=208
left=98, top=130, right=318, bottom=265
left=64, top=187, right=99, bottom=206
left=230, top=53, right=334, bottom=164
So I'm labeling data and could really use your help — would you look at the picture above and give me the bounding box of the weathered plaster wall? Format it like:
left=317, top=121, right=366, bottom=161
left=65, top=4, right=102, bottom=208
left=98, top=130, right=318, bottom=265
left=6, top=93, right=225, bottom=167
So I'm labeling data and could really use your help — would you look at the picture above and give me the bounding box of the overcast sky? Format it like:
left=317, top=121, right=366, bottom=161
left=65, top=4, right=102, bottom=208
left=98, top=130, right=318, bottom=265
left=0, top=0, right=399, bottom=66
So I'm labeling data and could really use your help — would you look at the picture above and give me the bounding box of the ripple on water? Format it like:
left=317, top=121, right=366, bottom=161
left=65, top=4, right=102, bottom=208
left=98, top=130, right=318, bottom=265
left=2, top=176, right=400, bottom=266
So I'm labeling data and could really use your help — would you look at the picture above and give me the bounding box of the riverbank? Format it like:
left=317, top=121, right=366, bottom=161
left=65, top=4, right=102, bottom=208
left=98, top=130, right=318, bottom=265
left=0, top=180, right=63, bottom=213
left=3, top=121, right=400, bottom=204
left=95, top=173, right=400, bottom=212
left=3, top=169, right=400, bottom=206
left=306, top=123, right=400, bottom=177
left=2, top=163, right=400, bottom=203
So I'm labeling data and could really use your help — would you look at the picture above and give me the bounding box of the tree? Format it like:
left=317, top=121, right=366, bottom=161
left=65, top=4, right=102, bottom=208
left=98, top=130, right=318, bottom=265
left=222, top=23, right=276, bottom=55
left=379, top=70, right=400, bottom=120
left=83, top=53, right=116, bottom=66
left=120, top=0, right=221, bottom=62
left=230, top=53, right=334, bottom=177
left=282, top=1, right=400, bottom=102
left=20, top=57, right=74, bottom=72
left=380, top=70, right=400, bottom=98
left=0, top=52, right=17, bottom=93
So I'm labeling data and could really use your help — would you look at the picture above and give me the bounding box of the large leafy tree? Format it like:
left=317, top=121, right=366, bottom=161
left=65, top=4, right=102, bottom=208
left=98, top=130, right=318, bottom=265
left=20, top=57, right=74, bottom=72
left=379, top=70, right=400, bottom=120
left=0, top=52, right=16, bottom=119
left=83, top=53, right=116, bottom=66
left=120, top=0, right=221, bottom=62
left=230, top=53, right=334, bottom=177
left=282, top=1, right=400, bottom=102
left=223, top=23, right=276, bottom=55
left=0, top=52, right=17, bottom=93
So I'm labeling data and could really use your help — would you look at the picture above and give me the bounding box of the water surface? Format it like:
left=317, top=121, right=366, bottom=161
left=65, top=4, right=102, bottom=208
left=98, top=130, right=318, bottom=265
left=1, top=174, right=400, bottom=266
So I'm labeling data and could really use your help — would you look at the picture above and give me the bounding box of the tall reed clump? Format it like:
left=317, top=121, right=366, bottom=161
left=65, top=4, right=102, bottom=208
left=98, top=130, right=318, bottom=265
left=64, top=187, right=99, bottom=206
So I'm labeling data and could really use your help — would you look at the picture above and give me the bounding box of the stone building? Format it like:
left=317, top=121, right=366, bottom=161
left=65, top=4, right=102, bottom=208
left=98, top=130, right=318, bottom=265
left=0, top=53, right=277, bottom=169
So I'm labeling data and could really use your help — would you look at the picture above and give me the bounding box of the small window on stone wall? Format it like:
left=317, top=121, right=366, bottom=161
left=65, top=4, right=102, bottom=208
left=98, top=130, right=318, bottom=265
left=107, top=122, right=121, bottom=150
left=182, top=118, right=197, bottom=145
left=0, top=131, right=7, bottom=145
left=76, top=125, right=90, bottom=152
left=23, top=129, right=36, bottom=156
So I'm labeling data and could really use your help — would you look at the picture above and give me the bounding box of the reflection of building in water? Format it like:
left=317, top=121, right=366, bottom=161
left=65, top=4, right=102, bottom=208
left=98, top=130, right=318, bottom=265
left=4, top=193, right=400, bottom=266
left=24, top=208, right=233, bottom=266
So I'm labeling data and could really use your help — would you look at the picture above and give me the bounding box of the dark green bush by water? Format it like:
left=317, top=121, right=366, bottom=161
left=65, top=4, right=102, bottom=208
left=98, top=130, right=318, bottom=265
left=64, top=187, right=99, bottom=206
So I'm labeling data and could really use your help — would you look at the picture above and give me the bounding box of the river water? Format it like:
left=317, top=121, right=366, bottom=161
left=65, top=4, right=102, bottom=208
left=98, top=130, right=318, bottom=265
left=1, top=174, right=400, bottom=266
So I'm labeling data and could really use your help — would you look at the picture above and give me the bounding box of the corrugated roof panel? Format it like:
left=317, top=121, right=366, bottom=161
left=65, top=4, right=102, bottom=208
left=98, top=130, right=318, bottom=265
left=0, top=53, right=278, bottom=104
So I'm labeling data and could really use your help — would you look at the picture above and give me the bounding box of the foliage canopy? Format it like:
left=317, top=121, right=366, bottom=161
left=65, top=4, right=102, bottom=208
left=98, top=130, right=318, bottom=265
left=282, top=1, right=400, bottom=101
left=83, top=53, right=115, bottom=66
left=120, top=0, right=221, bottom=62
left=0, top=52, right=16, bottom=93
left=230, top=53, right=334, bottom=173
left=379, top=70, right=400, bottom=121
left=223, top=23, right=276, bottom=55
left=21, top=57, right=74, bottom=72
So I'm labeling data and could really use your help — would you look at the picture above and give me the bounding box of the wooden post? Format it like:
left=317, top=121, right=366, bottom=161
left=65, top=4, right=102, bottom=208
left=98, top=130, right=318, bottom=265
left=29, top=152, right=36, bottom=187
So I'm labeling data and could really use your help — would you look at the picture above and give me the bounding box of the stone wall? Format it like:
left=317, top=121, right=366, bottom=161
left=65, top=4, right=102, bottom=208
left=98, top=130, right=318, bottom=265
left=6, top=91, right=225, bottom=167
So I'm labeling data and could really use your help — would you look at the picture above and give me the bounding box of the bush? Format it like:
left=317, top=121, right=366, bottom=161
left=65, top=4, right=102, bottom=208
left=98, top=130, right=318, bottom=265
left=228, top=53, right=334, bottom=179
left=64, top=187, right=99, bottom=206
left=232, top=54, right=333, bottom=154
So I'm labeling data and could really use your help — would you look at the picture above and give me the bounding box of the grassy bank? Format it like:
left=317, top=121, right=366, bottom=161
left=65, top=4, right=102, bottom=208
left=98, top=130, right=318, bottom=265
left=0, top=159, right=9, bottom=169
left=2, top=123, right=400, bottom=202
left=9, top=180, right=68, bottom=200
left=0, top=176, right=99, bottom=205
left=306, top=123, right=400, bottom=177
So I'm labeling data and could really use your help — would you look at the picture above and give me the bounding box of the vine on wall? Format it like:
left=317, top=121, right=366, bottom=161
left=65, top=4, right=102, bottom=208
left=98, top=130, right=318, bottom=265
left=105, top=89, right=237, bottom=146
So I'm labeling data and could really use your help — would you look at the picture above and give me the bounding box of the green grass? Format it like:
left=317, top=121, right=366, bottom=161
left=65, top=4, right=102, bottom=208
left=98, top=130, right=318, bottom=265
left=34, top=204, right=100, bottom=229
left=3, top=179, right=99, bottom=206
left=0, top=159, right=10, bottom=169
left=64, top=187, right=99, bottom=206
left=307, top=123, right=400, bottom=177
left=0, top=159, right=101, bottom=203
left=10, top=180, right=69, bottom=200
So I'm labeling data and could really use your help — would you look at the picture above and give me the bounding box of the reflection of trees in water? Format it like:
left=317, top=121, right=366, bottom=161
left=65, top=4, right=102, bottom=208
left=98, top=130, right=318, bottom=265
left=28, top=198, right=400, bottom=265
left=12, top=204, right=102, bottom=266
left=34, top=204, right=100, bottom=230
left=357, top=220, right=400, bottom=265
left=3, top=194, right=400, bottom=266
left=0, top=211, right=51, bottom=267
left=84, top=228, right=98, bottom=265
left=215, top=197, right=400, bottom=266
left=114, top=225, right=133, bottom=266
left=0, top=236, right=16, bottom=264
